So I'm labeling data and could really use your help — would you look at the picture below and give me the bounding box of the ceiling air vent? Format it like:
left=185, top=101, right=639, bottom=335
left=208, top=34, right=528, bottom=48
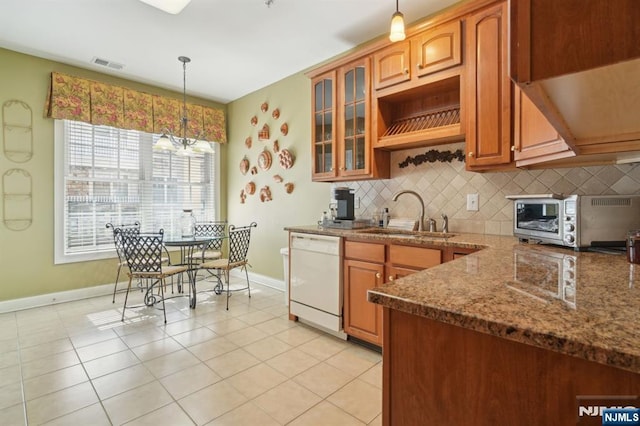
left=91, top=57, right=125, bottom=70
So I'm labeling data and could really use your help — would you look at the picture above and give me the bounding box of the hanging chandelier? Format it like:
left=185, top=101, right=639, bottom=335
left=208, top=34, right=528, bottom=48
left=153, top=56, right=213, bottom=155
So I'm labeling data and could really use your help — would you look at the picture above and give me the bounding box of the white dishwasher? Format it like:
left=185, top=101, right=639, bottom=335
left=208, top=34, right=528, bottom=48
left=289, top=232, right=346, bottom=339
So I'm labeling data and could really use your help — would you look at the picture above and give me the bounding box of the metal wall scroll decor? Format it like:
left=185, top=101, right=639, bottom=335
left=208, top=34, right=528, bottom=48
left=3, top=168, right=33, bottom=231
left=3, top=100, right=34, bottom=163
left=398, top=149, right=466, bottom=168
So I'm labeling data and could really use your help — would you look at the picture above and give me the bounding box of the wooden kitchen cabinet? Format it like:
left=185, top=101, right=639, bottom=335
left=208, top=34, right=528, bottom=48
left=373, top=20, right=462, bottom=91
left=465, top=1, right=513, bottom=171
left=311, top=71, right=337, bottom=179
left=513, top=86, right=575, bottom=167
left=343, top=240, right=444, bottom=346
left=310, top=58, right=389, bottom=182
left=344, top=241, right=385, bottom=346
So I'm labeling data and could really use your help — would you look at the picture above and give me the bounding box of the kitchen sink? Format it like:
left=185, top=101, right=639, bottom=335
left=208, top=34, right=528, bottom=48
left=355, top=228, right=457, bottom=239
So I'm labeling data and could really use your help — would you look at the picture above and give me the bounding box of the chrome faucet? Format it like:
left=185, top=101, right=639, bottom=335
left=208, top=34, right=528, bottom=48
left=441, top=213, right=449, bottom=234
left=392, top=190, right=425, bottom=231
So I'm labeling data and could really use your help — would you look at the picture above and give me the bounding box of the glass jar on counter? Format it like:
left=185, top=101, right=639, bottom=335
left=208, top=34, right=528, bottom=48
left=180, top=209, right=196, bottom=238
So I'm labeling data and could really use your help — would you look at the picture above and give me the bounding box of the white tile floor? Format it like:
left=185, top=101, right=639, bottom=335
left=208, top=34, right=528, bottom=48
left=0, top=277, right=382, bottom=425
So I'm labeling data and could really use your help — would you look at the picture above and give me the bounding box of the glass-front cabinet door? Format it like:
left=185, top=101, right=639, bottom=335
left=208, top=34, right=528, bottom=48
left=339, top=58, right=370, bottom=178
left=311, top=71, right=337, bottom=180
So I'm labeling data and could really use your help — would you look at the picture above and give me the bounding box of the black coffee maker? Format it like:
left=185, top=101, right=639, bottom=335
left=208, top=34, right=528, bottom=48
left=334, top=187, right=355, bottom=220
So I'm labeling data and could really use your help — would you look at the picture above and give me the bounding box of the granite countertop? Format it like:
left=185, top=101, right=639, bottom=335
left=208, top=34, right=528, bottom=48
left=285, top=225, right=640, bottom=374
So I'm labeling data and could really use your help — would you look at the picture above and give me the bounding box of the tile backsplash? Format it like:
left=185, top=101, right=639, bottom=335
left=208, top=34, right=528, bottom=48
left=335, top=143, right=640, bottom=236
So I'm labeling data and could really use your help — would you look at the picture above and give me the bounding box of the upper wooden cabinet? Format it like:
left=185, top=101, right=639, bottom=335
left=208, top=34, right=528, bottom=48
left=510, top=0, right=640, bottom=163
left=311, top=71, right=337, bottom=180
left=465, top=1, right=512, bottom=171
left=513, top=86, right=575, bottom=167
left=373, top=20, right=462, bottom=91
left=311, top=59, right=390, bottom=182
left=412, top=20, right=462, bottom=80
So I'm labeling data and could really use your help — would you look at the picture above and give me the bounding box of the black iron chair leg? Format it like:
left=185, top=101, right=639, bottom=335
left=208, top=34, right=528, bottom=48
left=121, top=277, right=133, bottom=322
left=112, top=264, right=122, bottom=303
left=160, top=278, right=167, bottom=324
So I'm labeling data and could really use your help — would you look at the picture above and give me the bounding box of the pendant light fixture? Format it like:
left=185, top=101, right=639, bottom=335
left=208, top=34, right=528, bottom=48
left=153, top=56, right=214, bottom=154
left=389, top=0, right=406, bottom=42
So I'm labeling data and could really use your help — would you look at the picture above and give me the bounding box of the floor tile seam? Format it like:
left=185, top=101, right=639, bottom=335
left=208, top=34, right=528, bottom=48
left=89, top=363, right=157, bottom=401
left=12, top=324, right=29, bottom=426
left=121, top=399, right=195, bottom=426
left=58, top=331, right=115, bottom=426
left=323, top=377, right=383, bottom=422
left=21, top=365, right=92, bottom=403
left=202, top=346, right=261, bottom=378
left=283, top=398, right=365, bottom=426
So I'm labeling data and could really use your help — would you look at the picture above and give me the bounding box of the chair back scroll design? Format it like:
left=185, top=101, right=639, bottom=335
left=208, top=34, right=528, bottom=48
left=106, top=221, right=140, bottom=303
left=227, top=222, right=256, bottom=268
left=194, top=221, right=227, bottom=252
left=122, top=229, right=165, bottom=274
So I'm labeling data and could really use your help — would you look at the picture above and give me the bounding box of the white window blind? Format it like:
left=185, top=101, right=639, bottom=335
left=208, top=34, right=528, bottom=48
left=54, top=119, right=218, bottom=264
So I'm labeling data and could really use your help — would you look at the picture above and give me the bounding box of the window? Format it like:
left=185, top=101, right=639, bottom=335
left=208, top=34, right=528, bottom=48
left=54, top=120, right=220, bottom=264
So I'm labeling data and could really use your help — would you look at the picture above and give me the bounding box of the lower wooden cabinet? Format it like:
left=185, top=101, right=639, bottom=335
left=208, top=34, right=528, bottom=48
left=344, top=258, right=385, bottom=346
left=343, top=240, right=447, bottom=347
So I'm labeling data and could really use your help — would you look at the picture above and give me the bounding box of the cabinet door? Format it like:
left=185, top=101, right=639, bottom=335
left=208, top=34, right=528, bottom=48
left=311, top=71, right=337, bottom=180
left=372, top=41, right=411, bottom=90
left=465, top=1, right=512, bottom=170
left=338, top=58, right=371, bottom=178
left=413, top=20, right=462, bottom=78
left=344, top=259, right=384, bottom=346
left=513, top=86, right=574, bottom=166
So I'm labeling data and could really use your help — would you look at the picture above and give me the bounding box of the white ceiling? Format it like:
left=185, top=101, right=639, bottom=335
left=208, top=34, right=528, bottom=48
left=0, top=0, right=460, bottom=104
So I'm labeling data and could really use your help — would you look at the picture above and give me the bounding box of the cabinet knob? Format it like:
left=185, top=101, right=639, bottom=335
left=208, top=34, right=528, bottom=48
left=375, top=272, right=381, bottom=279
left=388, top=276, right=394, bottom=281
left=511, top=145, right=516, bottom=152
left=404, top=68, right=409, bottom=75
left=339, top=167, right=345, bottom=171
left=468, top=152, right=474, bottom=157
left=417, top=64, right=423, bottom=70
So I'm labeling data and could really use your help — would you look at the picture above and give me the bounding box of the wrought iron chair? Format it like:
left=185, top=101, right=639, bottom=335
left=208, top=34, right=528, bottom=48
left=120, top=229, right=187, bottom=324
left=106, top=222, right=140, bottom=303
left=190, top=220, right=227, bottom=263
left=196, top=222, right=257, bottom=310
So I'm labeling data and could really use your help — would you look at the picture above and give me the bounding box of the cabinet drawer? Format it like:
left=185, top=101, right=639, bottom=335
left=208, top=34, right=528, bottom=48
left=344, top=241, right=385, bottom=263
left=389, top=245, right=442, bottom=269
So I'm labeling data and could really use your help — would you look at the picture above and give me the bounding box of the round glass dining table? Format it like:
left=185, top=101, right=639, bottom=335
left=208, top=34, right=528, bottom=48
left=164, top=235, right=221, bottom=308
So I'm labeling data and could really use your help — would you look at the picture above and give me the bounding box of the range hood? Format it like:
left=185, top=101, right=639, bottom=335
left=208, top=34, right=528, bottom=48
left=510, top=0, right=640, bottom=163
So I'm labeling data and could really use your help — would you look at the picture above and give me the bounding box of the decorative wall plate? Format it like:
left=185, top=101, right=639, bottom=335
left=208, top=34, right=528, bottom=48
left=258, top=150, right=272, bottom=171
left=250, top=116, right=258, bottom=126
left=278, top=149, right=294, bottom=169
left=272, top=108, right=280, bottom=119
left=261, top=102, right=269, bottom=113
left=239, top=157, right=250, bottom=175
left=273, top=174, right=283, bottom=183
left=273, top=140, right=279, bottom=152
left=280, top=123, right=288, bottom=136
left=250, top=166, right=258, bottom=175
left=245, top=137, right=252, bottom=149
left=245, top=181, right=256, bottom=195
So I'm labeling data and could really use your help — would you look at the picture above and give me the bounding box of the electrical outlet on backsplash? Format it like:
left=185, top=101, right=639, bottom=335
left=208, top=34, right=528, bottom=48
left=331, top=143, right=640, bottom=236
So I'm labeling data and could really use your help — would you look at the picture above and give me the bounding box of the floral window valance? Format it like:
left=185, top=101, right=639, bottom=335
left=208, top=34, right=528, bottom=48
left=44, top=72, right=227, bottom=144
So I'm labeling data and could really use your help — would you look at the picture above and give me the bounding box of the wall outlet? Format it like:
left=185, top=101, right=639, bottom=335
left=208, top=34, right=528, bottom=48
left=467, top=193, right=479, bottom=211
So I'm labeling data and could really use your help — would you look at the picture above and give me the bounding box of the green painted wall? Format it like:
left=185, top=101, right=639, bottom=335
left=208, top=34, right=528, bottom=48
left=0, top=48, right=227, bottom=301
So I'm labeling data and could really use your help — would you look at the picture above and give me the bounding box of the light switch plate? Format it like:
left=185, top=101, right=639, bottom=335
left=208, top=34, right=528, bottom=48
left=467, top=193, right=479, bottom=211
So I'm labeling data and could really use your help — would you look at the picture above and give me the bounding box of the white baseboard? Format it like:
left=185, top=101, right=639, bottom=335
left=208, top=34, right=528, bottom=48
left=230, top=269, right=285, bottom=292
left=0, top=272, right=285, bottom=314
left=0, top=283, right=115, bottom=314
